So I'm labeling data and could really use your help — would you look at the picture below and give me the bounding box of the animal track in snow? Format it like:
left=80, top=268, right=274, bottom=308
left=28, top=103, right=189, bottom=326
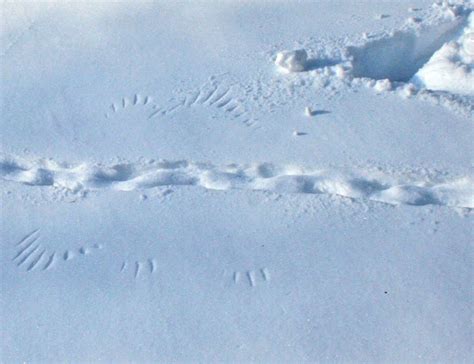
left=11, top=229, right=103, bottom=272
left=120, top=258, right=158, bottom=279
left=149, top=80, right=252, bottom=126
left=233, top=268, right=270, bottom=287
left=104, top=80, right=252, bottom=127
left=105, top=94, right=157, bottom=119
left=2, top=156, right=472, bottom=208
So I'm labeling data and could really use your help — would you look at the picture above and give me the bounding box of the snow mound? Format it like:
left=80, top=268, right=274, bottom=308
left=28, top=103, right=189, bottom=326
left=346, top=17, right=465, bottom=82
left=275, top=49, right=307, bottom=73
left=411, top=12, right=474, bottom=95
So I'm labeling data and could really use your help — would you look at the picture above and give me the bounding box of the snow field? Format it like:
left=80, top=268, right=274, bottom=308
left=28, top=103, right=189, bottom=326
left=1, top=1, right=473, bottom=362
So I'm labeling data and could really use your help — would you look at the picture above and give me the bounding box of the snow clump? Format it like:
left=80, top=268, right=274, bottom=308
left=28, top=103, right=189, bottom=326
left=275, top=49, right=308, bottom=73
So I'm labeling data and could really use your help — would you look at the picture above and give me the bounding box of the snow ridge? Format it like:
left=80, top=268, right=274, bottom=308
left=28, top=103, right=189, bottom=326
left=1, top=157, right=472, bottom=208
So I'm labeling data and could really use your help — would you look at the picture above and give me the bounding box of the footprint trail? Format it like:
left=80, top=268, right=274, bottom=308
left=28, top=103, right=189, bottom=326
left=1, top=156, right=473, bottom=208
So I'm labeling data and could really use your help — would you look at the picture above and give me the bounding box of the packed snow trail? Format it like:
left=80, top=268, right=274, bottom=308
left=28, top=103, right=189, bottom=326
left=1, top=156, right=472, bottom=208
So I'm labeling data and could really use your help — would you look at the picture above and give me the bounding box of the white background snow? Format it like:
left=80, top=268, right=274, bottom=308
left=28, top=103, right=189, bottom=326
left=1, top=1, right=473, bottom=362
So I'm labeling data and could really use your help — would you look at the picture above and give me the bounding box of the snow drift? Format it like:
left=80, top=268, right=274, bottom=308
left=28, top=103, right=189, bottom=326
left=411, top=12, right=474, bottom=95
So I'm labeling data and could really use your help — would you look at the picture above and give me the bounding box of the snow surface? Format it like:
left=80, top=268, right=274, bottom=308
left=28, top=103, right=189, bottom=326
left=1, top=1, right=473, bottom=362
left=412, top=12, right=474, bottom=94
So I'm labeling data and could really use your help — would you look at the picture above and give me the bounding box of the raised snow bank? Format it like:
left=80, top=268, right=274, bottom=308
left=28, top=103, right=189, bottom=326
left=411, top=12, right=474, bottom=95
left=346, top=15, right=466, bottom=82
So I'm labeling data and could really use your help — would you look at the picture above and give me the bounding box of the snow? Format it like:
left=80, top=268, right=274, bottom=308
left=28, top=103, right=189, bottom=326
left=275, top=49, right=308, bottom=73
left=346, top=14, right=465, bottom=82
left=412, top=12, right=474, bottom=95
left=2, top=156, right=472, bottom=208
left=374, top=79, right=393, bottom=93
left=1, top=1, right=473, bottom=362
left=304, top=106, right=313, bottom=117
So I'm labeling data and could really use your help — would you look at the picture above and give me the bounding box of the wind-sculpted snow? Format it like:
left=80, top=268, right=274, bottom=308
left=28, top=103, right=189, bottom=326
left=2, top=156, right=472, bottom=208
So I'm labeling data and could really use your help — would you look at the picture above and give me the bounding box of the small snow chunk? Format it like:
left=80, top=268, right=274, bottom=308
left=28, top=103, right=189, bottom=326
left=334, top=64, right=347, bottom=79
left=408, top=7, right=421, bottom=12
left=140, top=194, right=148, bottom=201
left=304, top=107, right=313, bottom=117
left=364, top=79, right=375, bottom=88
left=293, top=130, right=306, bottom=136
left=399, top=83, right=418, bottom=98
left=375, top=14, right=389, bottom=20
left=373, top=79, right=392, bottom=93
left=275, top=49, right=307, bottom=73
